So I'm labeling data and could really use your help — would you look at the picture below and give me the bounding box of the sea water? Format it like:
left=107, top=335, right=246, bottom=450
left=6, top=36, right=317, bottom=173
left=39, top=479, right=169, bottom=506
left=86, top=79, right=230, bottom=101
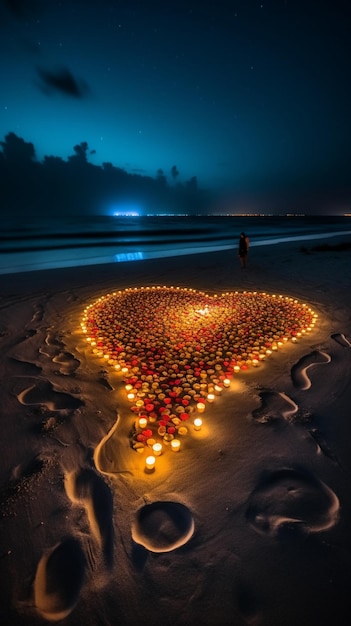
left=1, top=214, right=351, bottom=275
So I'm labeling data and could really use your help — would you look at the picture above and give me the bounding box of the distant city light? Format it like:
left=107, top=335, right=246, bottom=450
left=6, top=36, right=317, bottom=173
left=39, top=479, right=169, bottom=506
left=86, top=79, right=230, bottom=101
left=113, top=211, right=140, bottom=217
left=109, top=202, right=142, bottom=217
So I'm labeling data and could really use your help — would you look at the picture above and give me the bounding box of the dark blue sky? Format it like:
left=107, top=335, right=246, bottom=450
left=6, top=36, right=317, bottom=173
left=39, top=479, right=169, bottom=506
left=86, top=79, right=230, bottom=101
left=0, top=0, right=350, bottom=213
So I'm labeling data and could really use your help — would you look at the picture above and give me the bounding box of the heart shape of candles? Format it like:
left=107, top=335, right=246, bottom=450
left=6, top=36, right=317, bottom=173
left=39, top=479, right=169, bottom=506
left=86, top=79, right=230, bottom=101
left=81, top=286, right=317, bottom=442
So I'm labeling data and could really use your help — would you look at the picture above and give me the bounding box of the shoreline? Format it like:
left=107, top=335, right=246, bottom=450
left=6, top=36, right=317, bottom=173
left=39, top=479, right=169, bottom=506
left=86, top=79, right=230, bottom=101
left=1, top=227, right=351, bottom=276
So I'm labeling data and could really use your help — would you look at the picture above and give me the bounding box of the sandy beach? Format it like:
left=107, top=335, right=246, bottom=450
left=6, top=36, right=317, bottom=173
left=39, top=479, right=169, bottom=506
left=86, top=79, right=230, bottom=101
left=1, top=235, right=351, bottom=626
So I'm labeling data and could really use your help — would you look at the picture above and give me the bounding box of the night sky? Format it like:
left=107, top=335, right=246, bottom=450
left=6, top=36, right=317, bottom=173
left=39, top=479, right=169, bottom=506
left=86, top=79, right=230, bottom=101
left=1, top=0, right=350, bottom=213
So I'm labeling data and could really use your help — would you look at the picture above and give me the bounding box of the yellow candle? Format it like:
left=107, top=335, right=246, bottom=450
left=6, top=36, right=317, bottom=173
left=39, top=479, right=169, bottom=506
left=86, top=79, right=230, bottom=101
left=233, top=365, right=240, bottom=373
left=223, top=378, right=230, bottom=387
left=171, top=439, right=181, bottom=452
left=207, top=393, right=215, bottom=403
left=138, top=417, right=148, bottom=429
left=152, top=442, right=162, bottom=456
left=197, top=402, right=205, bottom=413
left=194, top=418, right=202, bottom=431
left=145, top=455, right=156, bottom=471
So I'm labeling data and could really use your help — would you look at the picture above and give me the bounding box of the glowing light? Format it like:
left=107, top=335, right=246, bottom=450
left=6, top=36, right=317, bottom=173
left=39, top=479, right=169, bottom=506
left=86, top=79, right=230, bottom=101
left=196, top=306, right=209, bottom=315
left=115, top=252, right=144, bottom=262
left=145, top=455, right=156, bottom=471
left=171, top=439, right=181, bottom=452
left=194, top=418, right=203, bottom=431
left=152, top=442, right=163, bottom=456
left=81, top=286, right=317, bottom=454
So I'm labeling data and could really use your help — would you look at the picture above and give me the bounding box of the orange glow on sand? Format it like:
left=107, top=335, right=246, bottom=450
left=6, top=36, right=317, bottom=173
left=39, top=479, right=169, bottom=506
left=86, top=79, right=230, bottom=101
left=81, top=286, right=317, bottom=453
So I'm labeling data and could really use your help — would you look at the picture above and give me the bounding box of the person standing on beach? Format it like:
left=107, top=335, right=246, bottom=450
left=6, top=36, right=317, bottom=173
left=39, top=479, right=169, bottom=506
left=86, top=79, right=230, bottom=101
left=238, top=232, right=249, bottom=268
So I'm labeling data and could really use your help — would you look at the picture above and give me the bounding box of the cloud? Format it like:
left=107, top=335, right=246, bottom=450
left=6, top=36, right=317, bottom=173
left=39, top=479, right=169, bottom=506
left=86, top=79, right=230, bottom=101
left=36, top=66, right=90, bottom=98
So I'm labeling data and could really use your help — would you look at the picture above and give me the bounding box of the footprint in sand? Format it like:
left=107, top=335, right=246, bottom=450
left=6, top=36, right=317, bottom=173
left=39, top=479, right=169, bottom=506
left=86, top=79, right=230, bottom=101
left=64, top=468, right=114, bottom=568
left=291, top=349, right=331, bottom=391
left=252, top=391, right=298, bottom=423
left=31, top=303, right=44, bottom=323
left=17, top=377, right=84, bottom=412
left=40, top=329, right=80, bottom=375
left=246, top=466, right=339, bottom=537
left=307, top=428, right=341, bottom=466
left=52, top=351, right=80, bottom=375
left=236, top=580, right=262, bottom=626
left=10, top=356, right=42, bottom=376
left=131, top=501, right=195, bottom=553
left=34, top=537, right=85, bottom=622
left=33, top=429, right=114, bottom=620
left=331, top=332, right=351, bottom=348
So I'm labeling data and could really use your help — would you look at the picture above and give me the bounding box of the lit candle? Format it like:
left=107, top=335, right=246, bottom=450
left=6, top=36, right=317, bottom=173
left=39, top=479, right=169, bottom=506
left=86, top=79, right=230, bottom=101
left=207, top=393, right=215, bottom=403
left=197, top=402, right=205, bottom=413
left=252, top=358, right=259, bottom=367
left=138, top=417, right=148, bottom=429
left=194, top=418, right=202, bottom=431
left=223, top=378, right=230, bottom=387
left=145, top=455, right=156, bottom=471
left=152, top=442, right=162, bottom=456
left=127, top=392, right=135, bottom=402
left=163, top=433, right=174, bottom=445
left=171, top=439, right=181, bottom=452
left=233, top=365, right=240, bottom=373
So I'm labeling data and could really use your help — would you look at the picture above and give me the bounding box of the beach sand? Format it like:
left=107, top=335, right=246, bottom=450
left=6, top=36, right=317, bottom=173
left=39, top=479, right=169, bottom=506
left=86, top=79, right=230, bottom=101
left=1, top=236, right=351, bottom=626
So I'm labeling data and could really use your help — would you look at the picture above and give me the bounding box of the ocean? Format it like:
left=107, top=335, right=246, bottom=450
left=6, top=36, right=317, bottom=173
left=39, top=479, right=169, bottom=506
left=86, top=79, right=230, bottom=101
left=1, top=214, right=351, bottom=275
